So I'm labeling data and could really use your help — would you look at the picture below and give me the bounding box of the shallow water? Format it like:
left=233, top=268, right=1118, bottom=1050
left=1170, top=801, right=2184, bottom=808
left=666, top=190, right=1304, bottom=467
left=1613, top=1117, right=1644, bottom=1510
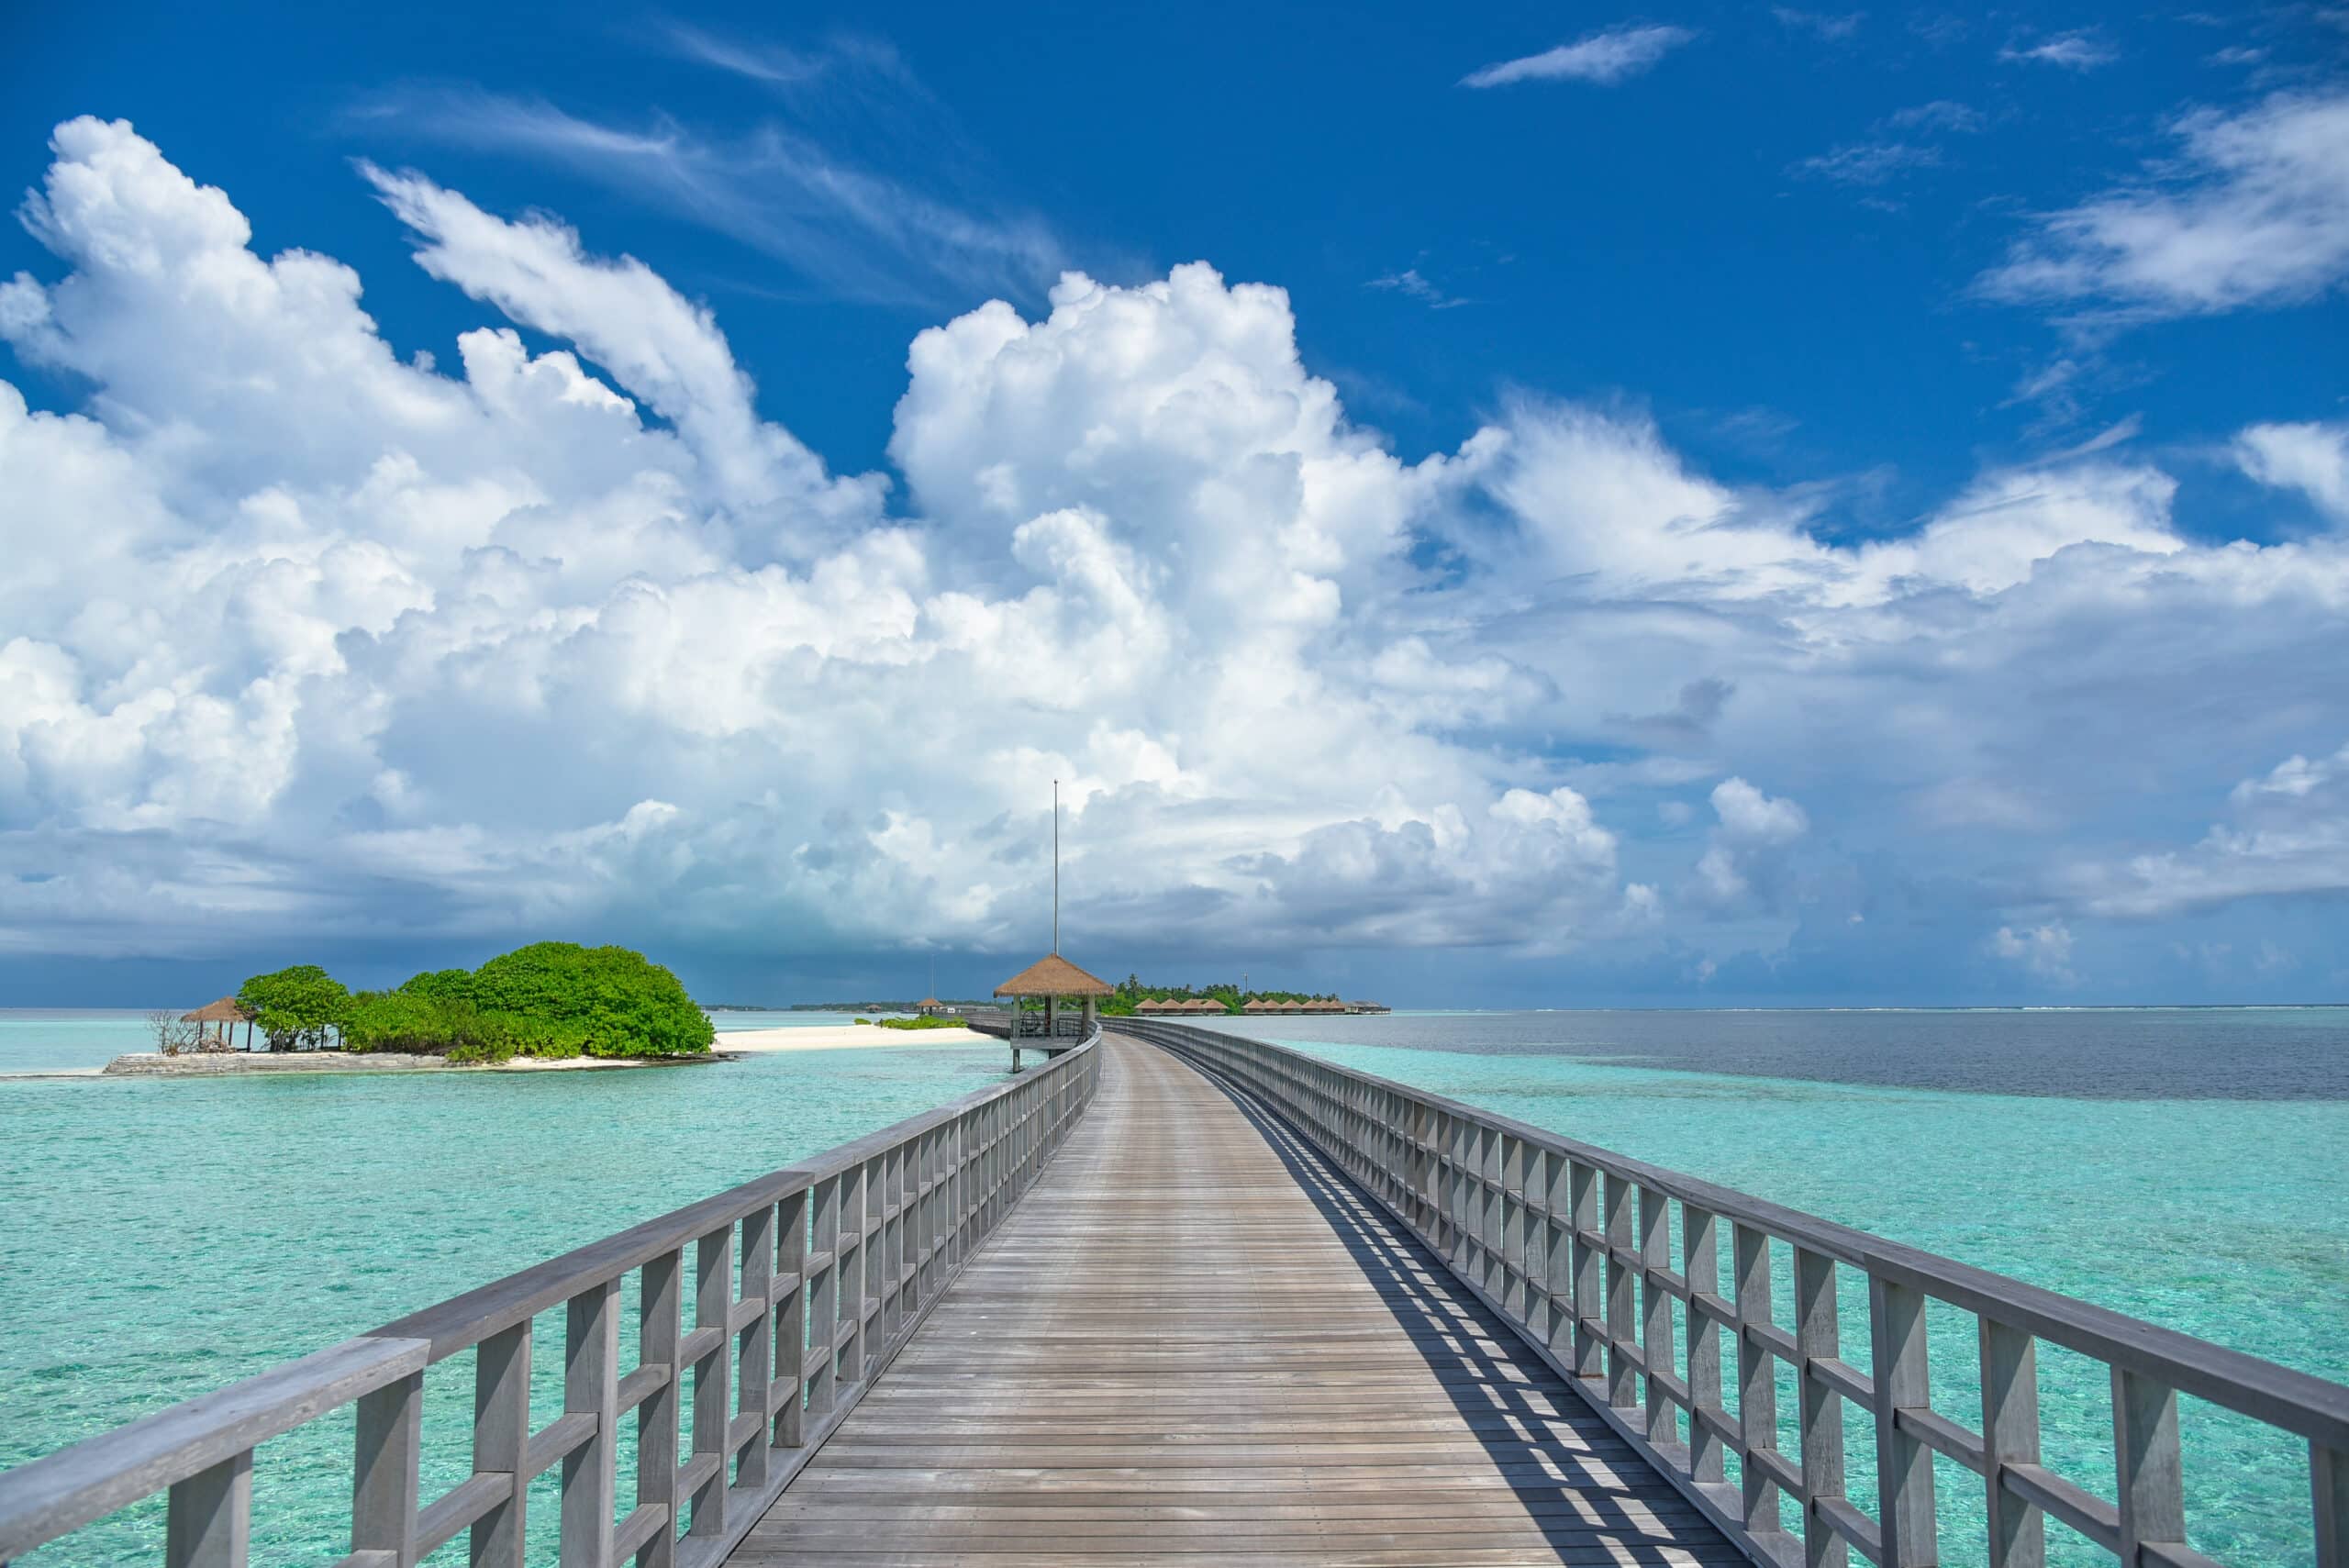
left=0, top=1011, right=1004, bottom=1564
left=1208, top=1009, right=2349, bottom=1567
left=4, top=1006, right=2343, bottom=1564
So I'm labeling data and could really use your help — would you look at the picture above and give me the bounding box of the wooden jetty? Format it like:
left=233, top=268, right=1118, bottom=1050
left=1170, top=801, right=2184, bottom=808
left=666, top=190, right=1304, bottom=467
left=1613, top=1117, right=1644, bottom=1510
left=2, top=1020, right=2344, bottom=1568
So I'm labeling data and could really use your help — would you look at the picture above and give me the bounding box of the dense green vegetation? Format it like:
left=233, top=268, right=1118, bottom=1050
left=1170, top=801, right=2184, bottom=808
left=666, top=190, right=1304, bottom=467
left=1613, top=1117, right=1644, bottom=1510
left=236, top=965, right=352, bottom=1051
left=1097, top=976, right=1339, bottom=1017
left=236, top=944, right=714, bottom=1062
left=876, top=1016, right=969, bottom=1030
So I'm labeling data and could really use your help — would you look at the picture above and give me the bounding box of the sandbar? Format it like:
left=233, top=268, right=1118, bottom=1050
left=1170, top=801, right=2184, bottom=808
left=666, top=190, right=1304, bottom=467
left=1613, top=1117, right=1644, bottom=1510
left=716, top=1024, right=992, bottom=1053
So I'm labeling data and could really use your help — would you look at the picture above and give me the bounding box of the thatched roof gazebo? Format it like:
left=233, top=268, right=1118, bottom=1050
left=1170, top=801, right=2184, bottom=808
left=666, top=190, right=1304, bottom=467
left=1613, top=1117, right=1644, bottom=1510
left=917, top=996, right=948, bottom=1018
left=994, top=953, right=1112, bottom=1070
left=183, top=996, right=255, bottom=1051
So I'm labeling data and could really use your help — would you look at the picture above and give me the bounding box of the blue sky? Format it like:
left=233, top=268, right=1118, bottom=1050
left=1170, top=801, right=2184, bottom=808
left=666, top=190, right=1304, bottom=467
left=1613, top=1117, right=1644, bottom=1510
left=2, top=4, right=2345, bottom=1006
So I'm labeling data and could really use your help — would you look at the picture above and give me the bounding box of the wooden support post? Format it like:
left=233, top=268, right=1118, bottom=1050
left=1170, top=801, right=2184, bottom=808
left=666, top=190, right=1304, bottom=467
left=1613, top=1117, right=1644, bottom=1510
left=1869, top=1276, right=1936, bottom=1567
left=1684, top=1203, right=1724, bottom=1485
left=737, top=1204, right=776, bottom=1492
left=1980, top=1319, right=2044, bottom=1568
left=2114, top=1369, right=2187, bottom=1562
left=1735, top=1224, right=1782, bottom=1538
left=807, top=1175, right=840, bottom=1418
left=686, top=1228, right=731, bottom=1542
left=164, top=1451, right=250, bottom=1568
left=632, top=1253, right=680, bottom=1568
left=774, top=1188, right=808, bottom=1448
left=353, top=1373, right=422, bottom=1568
left=1571, top=1160, right=1601, bottom=1382
left=559, top=1283, right=617, bottom=1568
left=1640, top=1184, right=1675, bottom=1445
left=473, top=1320, right=532, bottom=1568
left=1794, top=1248, right=1846, bottom=1568
left=2315, top=1441, right=2347, bottom=1568
left=840, top=1158, right=868, bottom=1387
left=1603, top=1172, right=1637, bottom=1411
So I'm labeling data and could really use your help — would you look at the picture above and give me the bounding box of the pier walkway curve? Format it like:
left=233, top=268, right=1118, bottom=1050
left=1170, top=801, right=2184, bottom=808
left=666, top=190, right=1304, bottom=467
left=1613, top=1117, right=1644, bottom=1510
left=723, top=1032, right=1739, bottom=1566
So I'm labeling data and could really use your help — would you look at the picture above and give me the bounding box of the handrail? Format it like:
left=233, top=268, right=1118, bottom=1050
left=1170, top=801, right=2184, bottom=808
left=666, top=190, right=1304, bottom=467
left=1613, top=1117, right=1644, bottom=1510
left=1118, top=1018, right=2348, bottom=1568
left=0, top=1035, right=1102, bottom=1568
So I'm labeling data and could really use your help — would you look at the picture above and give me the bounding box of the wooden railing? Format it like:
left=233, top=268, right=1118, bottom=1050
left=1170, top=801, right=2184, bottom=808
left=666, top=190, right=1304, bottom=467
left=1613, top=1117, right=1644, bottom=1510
left=1119, top=1018, right=2349, bottom=1568
left=0, top=1029, right=1100, bottom=1568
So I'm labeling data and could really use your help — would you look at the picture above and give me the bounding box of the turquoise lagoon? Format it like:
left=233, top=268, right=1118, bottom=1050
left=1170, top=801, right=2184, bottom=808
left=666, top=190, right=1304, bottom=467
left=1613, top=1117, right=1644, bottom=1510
left=2, top=1006, right=2343, bottom=1563
left=0, top=1009, right=1003, bottom=1564
left=1213, top=1009, right=2349, bottom=1567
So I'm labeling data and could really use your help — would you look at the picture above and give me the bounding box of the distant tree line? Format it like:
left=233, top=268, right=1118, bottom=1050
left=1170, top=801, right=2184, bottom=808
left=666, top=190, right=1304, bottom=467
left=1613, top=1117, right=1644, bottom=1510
left=234, top=943, right=715, bottom=1062
left=1097, top=976, right=1339, bottom=1017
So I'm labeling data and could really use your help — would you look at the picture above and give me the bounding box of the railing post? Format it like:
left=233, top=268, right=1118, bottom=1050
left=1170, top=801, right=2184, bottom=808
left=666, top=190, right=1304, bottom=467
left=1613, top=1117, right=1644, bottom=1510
left=807, top=1173, right=845, bottom=1418
left=1795, top=1247, right=1847, bottom=1568
left=635, top=1251, right=680, bottom=1568
left=838, top=1160, right=867, bottom=1390
left=1980, top=1319, right=2044, bottom=1568
left=1870, top=1275, right=1936, bottom=1566
left=1736, top=1223, right=1782, bottom=1538
left=1538, top=1151, right=1567, bottom=1361
left=1603, top=1172, right=1637, bottom=1412
left=473, top=1319, right=532, bottom=1568
left=559, top=1281, right=617, bottom=1568
left=164, top=1450, right=250, bottom=1568
left=1639, top=1184, right=1675, bottom=1445
left=2114, top=1369, right=2187, bottom=1563
left=774, top=1188, right=807, bottom=1449
left=686, top=1228, right=731, bottom=1544
left=353, top=1372, right=422, bottom=1568
left=2316, top=1440, right=2347, bottom=1568
left=1684, top=1204, right=1724, bottom=1485
left=1571, top=1160, right=1601, bottom=1381
left=737, top=1203, right=776, bottom=1493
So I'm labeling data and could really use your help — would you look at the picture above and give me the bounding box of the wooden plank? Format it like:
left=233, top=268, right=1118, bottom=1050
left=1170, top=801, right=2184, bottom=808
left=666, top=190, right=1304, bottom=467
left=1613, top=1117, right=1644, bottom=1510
left=722, top=1037, right=1742, bottom=1568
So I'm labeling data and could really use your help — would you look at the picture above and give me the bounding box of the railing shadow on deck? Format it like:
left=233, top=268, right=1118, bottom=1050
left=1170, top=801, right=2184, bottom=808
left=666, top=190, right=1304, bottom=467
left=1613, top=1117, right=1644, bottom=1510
left=1116, top=1018, right=2349, bottom=1568
left=0, top=1026, right=1103, bottom=1568
left=1163, top=1040, right=1739, bottom=1565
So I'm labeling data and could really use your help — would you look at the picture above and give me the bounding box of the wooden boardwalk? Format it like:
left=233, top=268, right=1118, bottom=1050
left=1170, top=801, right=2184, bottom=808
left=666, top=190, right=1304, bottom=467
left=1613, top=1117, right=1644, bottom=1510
left=725, top=1033, right=1741, bottom=1567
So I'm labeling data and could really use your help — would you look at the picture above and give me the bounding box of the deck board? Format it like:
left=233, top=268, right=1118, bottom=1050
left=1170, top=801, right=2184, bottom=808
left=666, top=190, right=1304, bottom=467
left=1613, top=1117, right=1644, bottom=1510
left=724, top=1034, right=1742, bottom=1567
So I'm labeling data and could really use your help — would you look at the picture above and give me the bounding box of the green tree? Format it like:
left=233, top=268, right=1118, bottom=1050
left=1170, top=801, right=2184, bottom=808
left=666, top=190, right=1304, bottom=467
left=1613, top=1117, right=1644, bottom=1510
left=398, top=968, right=474, bottom=1003
left=466, top=942, right=714, bottom=1058
left=236, top=965, right=352, bottom=1051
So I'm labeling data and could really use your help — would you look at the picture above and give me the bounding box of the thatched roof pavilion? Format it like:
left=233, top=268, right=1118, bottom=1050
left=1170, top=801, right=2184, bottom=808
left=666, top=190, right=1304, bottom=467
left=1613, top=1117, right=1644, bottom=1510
left=182, top=995, right=255, bottom=1049
left=994, top=953, right=1111, bottom=1067
left=917, top=996, right=947, bottom=1017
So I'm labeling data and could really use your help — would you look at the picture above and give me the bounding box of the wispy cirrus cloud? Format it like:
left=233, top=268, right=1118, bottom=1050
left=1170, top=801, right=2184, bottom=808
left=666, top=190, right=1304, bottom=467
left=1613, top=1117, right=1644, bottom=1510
left=341, top=84, right=1063, bottom=308
left=1976, top=90, right=2349, bottom=321
left=1365, top=268, right=1471, bottom=309
left=1998, top=28, right=2117, bottom=71
left=1460, top=24, right=1695, bottom=88
left=1772, top=8, right=1863, bottom=42
left=1887, top=99, right=1984, bottom=133
left=1795, top=140, right=1942, bottom=186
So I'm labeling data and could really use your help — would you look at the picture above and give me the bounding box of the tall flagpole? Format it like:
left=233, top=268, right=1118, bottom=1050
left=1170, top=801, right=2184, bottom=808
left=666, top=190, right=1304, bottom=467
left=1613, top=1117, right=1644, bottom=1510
left=1052, top=779, right=1060, bottom=953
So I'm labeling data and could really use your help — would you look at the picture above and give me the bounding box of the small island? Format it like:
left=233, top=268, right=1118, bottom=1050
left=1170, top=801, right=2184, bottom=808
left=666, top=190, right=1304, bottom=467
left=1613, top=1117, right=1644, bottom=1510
left=106, top=941, right=718, bottom=1075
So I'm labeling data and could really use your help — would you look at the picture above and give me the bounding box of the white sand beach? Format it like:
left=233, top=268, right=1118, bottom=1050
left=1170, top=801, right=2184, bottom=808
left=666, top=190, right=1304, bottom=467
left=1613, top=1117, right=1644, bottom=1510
left=717, top=1024, right=992, bottom=1053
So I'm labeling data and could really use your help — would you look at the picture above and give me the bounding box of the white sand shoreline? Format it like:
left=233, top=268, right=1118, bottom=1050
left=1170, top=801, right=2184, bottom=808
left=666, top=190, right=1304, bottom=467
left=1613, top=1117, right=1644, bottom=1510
left=716, top=1024, right=992, bottom=1053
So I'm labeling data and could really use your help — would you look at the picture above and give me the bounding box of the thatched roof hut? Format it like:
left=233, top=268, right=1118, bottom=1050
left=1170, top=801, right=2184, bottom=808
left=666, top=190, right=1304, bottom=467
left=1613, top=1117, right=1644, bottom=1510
left=994, top=953, right=1113, bottom=998
left=182, top=995, right=255, bottom=1049
left=996, top=952, right=1111, bottom=1052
